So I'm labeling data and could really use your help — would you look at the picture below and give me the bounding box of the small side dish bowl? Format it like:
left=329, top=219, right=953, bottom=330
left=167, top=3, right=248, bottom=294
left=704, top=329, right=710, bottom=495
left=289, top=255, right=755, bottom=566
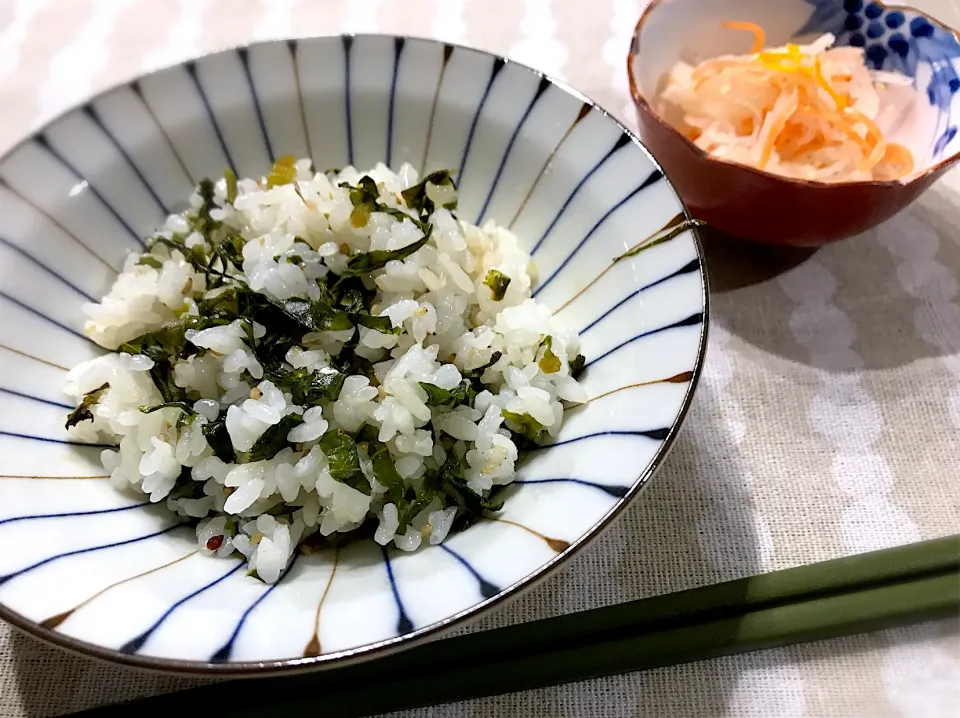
left=0, top=35, right=707, bottom=674
left=628, top=0, right=960, bottom=246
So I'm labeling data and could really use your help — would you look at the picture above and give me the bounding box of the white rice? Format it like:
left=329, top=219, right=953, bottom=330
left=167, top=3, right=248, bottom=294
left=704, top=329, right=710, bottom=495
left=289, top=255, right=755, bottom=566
left=65, top=160, right=586, bottom=583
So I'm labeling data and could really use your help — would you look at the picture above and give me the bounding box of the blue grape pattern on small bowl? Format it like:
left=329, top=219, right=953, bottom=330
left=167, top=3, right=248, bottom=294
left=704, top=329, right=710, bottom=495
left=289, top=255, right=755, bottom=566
left=797, top=0, right=960, bottom=157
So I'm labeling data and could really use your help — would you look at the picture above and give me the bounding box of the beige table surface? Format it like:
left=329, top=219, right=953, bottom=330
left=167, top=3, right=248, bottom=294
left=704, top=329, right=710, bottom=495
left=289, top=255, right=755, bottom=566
left=1, top=0, right=959, bottom=716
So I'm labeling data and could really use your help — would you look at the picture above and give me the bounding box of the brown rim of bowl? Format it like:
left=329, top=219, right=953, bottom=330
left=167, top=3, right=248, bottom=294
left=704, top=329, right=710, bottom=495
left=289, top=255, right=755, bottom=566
left=0, top=32, right=711, bottom=678
left=626, top=0, right=960, bottom=189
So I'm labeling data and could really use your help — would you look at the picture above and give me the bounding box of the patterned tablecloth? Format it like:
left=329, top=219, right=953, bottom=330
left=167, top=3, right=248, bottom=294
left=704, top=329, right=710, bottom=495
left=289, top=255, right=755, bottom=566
left=1, top=0, right=959, bottom=716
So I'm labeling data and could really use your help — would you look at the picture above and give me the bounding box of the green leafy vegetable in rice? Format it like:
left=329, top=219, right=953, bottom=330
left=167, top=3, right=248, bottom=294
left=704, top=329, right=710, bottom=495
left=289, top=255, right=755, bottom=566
left=64, top=159, right=587, bottom=583
left=483, top=269, right=511, bottom=301
left=65, top=383, right=109, bottom=430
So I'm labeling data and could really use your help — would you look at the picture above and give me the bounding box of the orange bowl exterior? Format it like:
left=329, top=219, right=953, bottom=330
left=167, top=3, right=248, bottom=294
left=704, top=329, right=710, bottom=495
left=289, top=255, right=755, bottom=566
left=632, top=102, right=942, bottom=246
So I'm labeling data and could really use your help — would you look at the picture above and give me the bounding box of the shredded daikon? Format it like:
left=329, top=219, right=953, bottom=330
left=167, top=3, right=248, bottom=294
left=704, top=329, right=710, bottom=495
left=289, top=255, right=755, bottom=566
left=656, top=24, right=916, bottom=182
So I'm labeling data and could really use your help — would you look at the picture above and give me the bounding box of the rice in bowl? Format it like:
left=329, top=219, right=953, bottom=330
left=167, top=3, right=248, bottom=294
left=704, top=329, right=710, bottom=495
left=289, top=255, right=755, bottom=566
left=64, top=158, right=586, bottom=584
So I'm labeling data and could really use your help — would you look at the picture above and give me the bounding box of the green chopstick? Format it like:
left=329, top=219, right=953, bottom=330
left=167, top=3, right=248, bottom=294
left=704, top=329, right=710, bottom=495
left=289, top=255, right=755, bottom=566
left=294, top=571, right=958, bottom=718
left=70, top=536, right=960, bottom=717
left=416, top=533, right=960, bottom=669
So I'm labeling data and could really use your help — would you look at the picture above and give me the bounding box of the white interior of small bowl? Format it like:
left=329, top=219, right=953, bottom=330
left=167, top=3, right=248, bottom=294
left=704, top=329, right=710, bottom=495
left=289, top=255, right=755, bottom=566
left=632, top=0, right=960, bottom=176
left=0, top=36, right=704, bottom=668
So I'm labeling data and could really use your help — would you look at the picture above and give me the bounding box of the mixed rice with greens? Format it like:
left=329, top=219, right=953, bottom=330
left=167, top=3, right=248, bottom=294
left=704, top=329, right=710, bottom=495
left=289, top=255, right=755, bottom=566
left=65, top=157, right=586, bottom=583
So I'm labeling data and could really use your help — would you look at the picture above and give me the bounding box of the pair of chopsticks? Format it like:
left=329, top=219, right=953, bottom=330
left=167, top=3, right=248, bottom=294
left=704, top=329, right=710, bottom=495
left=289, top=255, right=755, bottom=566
left=72, top=535, right=960, bottom=717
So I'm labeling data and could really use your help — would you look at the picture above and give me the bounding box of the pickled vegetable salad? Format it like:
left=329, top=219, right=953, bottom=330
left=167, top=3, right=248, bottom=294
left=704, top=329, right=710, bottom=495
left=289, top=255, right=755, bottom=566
left=658, top=26, right=916, bottom=182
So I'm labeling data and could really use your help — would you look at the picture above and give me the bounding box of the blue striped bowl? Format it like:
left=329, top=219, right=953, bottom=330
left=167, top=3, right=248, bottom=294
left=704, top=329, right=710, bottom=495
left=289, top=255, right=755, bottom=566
left=0, top=35, right=707, bottom=674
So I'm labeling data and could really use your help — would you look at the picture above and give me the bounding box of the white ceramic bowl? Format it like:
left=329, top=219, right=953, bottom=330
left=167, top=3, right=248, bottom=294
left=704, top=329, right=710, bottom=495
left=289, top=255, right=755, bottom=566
left=0, top=35, right=707, bottom=674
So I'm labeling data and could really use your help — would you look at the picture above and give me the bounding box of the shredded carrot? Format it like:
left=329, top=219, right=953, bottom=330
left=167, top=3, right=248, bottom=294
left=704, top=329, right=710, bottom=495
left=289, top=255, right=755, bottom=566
left=758, top=95, right=797, bottom=168
left=814, top=57, right=848, bottom=109
left=722, top=20, right=766, bottom=54
left=804, top=107, right=872, bottom=154
left=877, top=143, right=914, bottom=179
left=842, top=107, right=886, bottom=170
